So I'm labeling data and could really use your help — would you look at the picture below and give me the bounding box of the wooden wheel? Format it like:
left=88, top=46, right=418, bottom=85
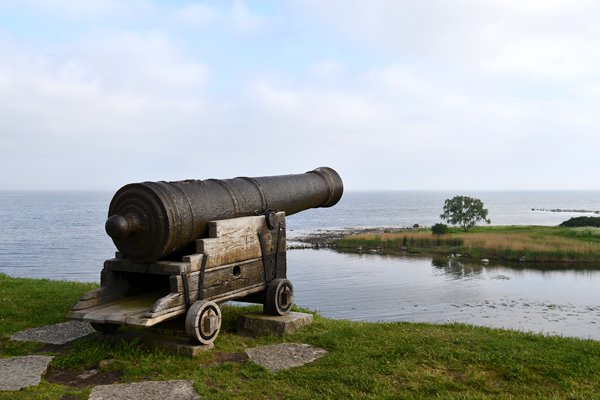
left=264, top=278, right=294, bottom=316
left=90, top=322, right=120, bottom=334
left=185, top=300, right=222, bottom=345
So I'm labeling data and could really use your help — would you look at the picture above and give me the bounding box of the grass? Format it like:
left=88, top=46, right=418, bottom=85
left=335, top=225, right=600, bottom=263
left=1, top=272, right=600, bottom=399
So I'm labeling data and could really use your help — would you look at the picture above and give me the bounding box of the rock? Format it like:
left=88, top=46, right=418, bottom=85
left=519, top=256, right=526, bottom=262
left=481, top=259, right=490, bottom=264
left=0, top=355, right=54, bottom=391
left=99, top=359, right=115, bottom=368
left=89, top=380, right=199, bottom=400
left=77, top=369, right=98, bottom=380
left=245, top=343, right=327, bottom=372
left=11, top=321, right=94, bottom=345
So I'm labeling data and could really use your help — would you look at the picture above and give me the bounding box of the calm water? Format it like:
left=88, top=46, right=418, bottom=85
left=1, top=190, right=599, bottom=340
left=288, top=250, right=600, bottom=340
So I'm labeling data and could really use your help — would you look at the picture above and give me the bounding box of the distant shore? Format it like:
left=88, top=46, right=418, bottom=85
left=291, top=225, right=600, bottom=264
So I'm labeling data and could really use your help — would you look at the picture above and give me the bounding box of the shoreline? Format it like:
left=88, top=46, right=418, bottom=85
left=290, top=225, right=600, bottom=265
left=288, top=226, right=413, bottom=249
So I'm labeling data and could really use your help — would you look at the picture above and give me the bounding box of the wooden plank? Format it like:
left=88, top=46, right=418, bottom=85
left=108, top=309, right=150, bottom=324
left=79, top=287, right=108, bottom=301
left=103, top=258, right=137, bottom=272
left=104, top=258, right=189, bottom=275
left=149, top=292, right=184, bottom=314
left=84, top=305, right=149, bottom=324
left=208, top=214, right=274, bottom=238
left=128, top=308, right=187, bottom=327
left=207, top=283, right=266, bottom=304
left=67, top=309, right=88, bottom=320
left=197, top=234, right=263, bottom=268
left=169, top=258, right=265, bottom=302
left=182, top=254, right=203, bottom=272
left=145, top=305, right=186, bottom=319
left=149, top=261, right=189, bottom=275
left=169, top=274, right=182, bottom=293
left=71, top=296, right=112, bottom=311
left=197, top=212, right=285, bottom=268
left=202, top=259, right=265, bottom=300
left=80, top=293, right=160, bottom=324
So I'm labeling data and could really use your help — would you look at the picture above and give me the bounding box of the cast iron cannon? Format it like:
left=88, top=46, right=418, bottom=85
left=68, top=167, right=343, bottom=345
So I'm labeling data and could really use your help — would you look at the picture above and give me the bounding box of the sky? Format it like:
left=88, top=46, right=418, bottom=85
left=0, top=0, right=598, bottom=191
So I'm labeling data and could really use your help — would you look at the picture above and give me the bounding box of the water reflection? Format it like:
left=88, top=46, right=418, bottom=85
left=431, top=257, right=485, bottom=280
left=288, top=249, right=600, bottom=341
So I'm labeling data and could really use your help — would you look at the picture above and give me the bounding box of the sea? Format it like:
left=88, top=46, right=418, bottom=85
left=1, top=190, right=599, bottom=340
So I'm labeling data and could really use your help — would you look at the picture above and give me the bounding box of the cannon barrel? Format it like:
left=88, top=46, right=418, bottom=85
left=105, top=167, right=343, bottom=263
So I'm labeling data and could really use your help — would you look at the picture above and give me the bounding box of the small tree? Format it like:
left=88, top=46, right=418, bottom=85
left=440, top=195, right=490, bottom=232
left=431, top=223, right=449, bottom=235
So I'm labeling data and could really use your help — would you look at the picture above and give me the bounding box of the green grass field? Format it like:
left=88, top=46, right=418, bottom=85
left=335, top=225, right=600, bottom=263
left=1, top=272, right=600, bottom=399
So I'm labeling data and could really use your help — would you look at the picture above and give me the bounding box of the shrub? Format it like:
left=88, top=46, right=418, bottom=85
left=431, top=223, right=449, bottom=235
left=559, top=217, right=600, bottom=228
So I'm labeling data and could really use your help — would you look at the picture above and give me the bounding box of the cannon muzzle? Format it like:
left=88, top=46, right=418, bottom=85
left=106, top=167, right=343, bottom=263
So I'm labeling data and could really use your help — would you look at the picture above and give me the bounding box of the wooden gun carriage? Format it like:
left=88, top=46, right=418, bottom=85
left=68, top=167, right=343, bottom=344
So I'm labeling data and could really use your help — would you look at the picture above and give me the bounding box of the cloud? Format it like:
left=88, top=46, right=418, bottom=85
left=232, top=0, right=267, bottom=32
left=70, top=31, right=210, bottom=92
left=16, top=0, right=156, bottom=21
left=168, top=4, right=218, bottom=29
left=0, top=31, right=216, bottom=188
left=1, top=1, right=599, bottom=190
left=293, top=0, right=600, bottom=80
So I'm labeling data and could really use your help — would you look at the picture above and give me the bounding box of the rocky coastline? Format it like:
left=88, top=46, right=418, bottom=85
left=288, top=226, right=415, bottom=250
left=532, top=208, right=600, bottom=214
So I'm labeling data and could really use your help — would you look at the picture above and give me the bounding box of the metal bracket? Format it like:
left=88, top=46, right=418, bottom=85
left=258, top=232, right=270, bottom=282
left=197, top=255, right=208, bottom=301
left=181, top=270, right=191, bottom=309
left=274, top=223, right=282, bottom=279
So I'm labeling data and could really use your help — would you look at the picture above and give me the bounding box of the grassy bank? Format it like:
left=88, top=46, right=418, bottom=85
left=1, top=273, right=600, bottom=399
left=335, top=225, right=600, bottom=263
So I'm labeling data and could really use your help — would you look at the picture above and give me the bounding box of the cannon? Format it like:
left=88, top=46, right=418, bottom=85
left=68, top=167, right=343, bottom=344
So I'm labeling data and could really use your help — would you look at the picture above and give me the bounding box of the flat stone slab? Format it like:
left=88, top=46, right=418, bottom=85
left=0, top=355, right=54, bottom=391
left=11, top=321, right=95, bottom=344
left=238, top=312, right=313, bottom=336
left=98, top=330, right=213, bottom=357
left=245, top=343, right=327, bottom=372
left=89, top=380, right=200, bottom=400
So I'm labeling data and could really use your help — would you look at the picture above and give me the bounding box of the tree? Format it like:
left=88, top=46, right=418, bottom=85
left=440, top=195, right=491, bottom=232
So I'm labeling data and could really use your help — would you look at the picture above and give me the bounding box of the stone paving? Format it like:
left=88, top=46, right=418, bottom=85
left=11, top=321, right=95, bottom=344
left=0, top=355, right=54, bottom=391
left=245, top=343, right=328, bottom=372
left=88, top=380, right=200, bottom=400
left=5, top=321, right=325, bottom=395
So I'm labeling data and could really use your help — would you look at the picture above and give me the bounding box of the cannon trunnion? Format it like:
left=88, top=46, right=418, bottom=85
left=68, top=168, right=343, bottom=345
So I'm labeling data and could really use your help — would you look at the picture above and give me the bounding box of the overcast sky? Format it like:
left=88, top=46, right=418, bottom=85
left=0, top=1, right=598, bottom=190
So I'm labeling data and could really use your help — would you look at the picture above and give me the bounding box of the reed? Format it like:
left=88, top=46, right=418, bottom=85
left=335, top=226, right=600, bottom=263
left=336, top=232, right=463, bottom=254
